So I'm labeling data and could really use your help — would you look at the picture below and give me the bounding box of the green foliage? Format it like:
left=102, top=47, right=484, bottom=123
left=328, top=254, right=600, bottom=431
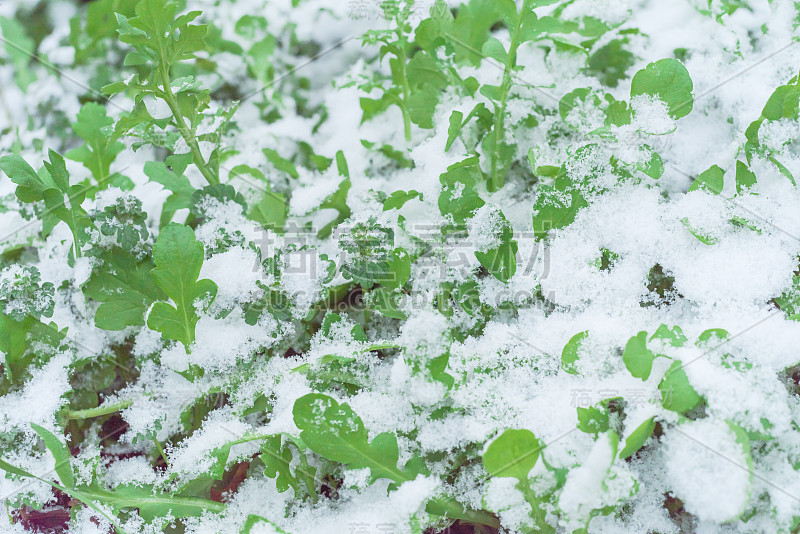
left=473, top=209, right=518, bottom=282
left=66, top=103, right=129, bottom=190
left=561, top=331, right=588, bottom=374
left=84, top=248, right=164, bottom=330
left=659, top=361, right=702, bottom=413
left=618, top=417, right=656, bottom=459
left=1, top=1, right=791, bottom=532
left=622, top=331, right=657, bottom=380
left=106, top=0, right=220, bottom=186
left=630, top=58, right=694, bottom=119
left=0, top=265, right=54, bottom=321
left=147, top=224, right=217, bottom=349
left=0, top=150, right=93, bottom=257
left=688, top=164, right=725, bottom=194
left=0, top=16, right=36, bottom=89
left=483, top=428, right=541, bottom=481
left=293, top=393, right=420, bottom=484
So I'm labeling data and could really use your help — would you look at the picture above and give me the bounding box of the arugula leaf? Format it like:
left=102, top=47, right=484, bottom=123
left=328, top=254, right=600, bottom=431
left=630, top=58, right=694, bottom=119
left=483, top=429, right=541, bottom=482
left=382, top=190, right=421, bottom=211
left=0, top=16, right=36, bottom=89
left=622, top=331, right=657, bottom=380
left=263, top=148, right=299, bottom=179
left=241, top=515, right=290, bottom=534
left=316, top=152, right=352, bottom=238
left=561, top=331, right=588, bottom=375
left=30, top=423, right=75, bottom=489
left=65, top=102, right=129, bottom=190
left=688, top=164, right=724, bottom=195
left=111, top=0, right=219, bottom=185
left=144, top=160, right=194, bottom=226
left=293, top=393, right=419, bottom=484
left=438, top=158, right=485, bottom=228
left=618, top=416, right=656, bottom=459
left=659, top=361, right=702, bottom=413
left=147, top=224, right=217, bottom=349
left=587, top=39, right=635, bottom=88
left=650, top=324, right=687, bottom=347
left=735, top=160, right=757, bottom=194
left=576, top=405, right=610, bottom=435
left=261, top=435, right=317, bottom=500
left=531, top=186, right=587, bottom=240
left=84, top=248, right=165, bottom=330
left=473, top=209, right=518, bottom=282
left=0, top=314, right=64, bottom=383
left=1, top=151, right=93, bottom=257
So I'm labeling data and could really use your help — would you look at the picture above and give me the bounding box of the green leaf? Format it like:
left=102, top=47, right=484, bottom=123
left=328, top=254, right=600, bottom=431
left=680, top=217, right=719, bottom=245
left=735, top=160, right=757, bottom=194
left=383, top=190, right=421, bottom=211
left=263, top=148, right=299, bottom=179
left=317, top=177, right=352, bottom=239
left=250, top=190, right=287, bottom=233
left=474, top=211, right=517, bottom=282
left=84, top=249, right=165, bottom=330
left=531, top=186, right=587, bottom=240
left=688, top=164, right=724, bottom=195
left=293, top=393, right=416, bottom=484
left=261, top=435, right=317, bottom=499
left=618, top=416, right=656, bottom=459
left=630, top=58, right=694, bottom=119
left=65, top=102, right=126, bottom=186
left=241, top=515, right=290, bottom=534
left=407, top=84, right=439, bottom=129
left=0, top=155, right=53, bottom=203
left=650, top=324, right=687, bottom=347
left=622, top=331, right=656, bottom=380
left=438, top=158, right=485, bottom=227
left=483, top=428, right=541, bottom=482
left=559, top=88, right=599, bottom=123
left=144, top=161, right=194, bottom=226
left=761, top=84, right=800, bottom=121
left=445, top=110, right=464, bottom=152
left=659, top=361, right=702, bottom=413
left=587, top=39, right=635, bottom=88
left=561, top=331, right=588, bottom=375
left=482, top=37, right=508, bottom=64
left=576, top=406, right=609, bottom=435
left=83, top=482, right=223, bottom=521
left=0, top=17, right=36, bottom=89
left=147, top=224, right=217, bottom=349
left=30, top=423, right=74, bottom=489
left=696, top=328, right=728, bottom=346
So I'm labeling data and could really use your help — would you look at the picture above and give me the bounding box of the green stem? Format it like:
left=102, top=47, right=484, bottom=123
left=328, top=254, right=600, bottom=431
left=153, top=437, right=170, bottom=467
left=426, top=496, right=500, bottom=529
left=397, top=29, right=413, bottom=142
left=489, top=0, right=531, bottom=191
left=158, top=61, right=219, bottom=186
left=66, top=399, right=133, bottom=420
left=520, top=483, right=553, bottom=533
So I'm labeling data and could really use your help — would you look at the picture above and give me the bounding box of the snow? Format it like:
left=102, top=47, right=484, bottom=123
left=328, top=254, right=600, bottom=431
left=3, top=0, right=800, bottom=532
left=664, top=420, right=752, bottom=522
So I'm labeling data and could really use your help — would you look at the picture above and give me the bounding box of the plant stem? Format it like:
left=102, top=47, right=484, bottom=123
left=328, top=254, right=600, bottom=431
left=153, top=437, right=170, bottom=467
left=66, top=399, right=133, bottom=420
left=159, top=61, right=219, bottom=186
left=489, top=0, right=531, bottom=191
left=397, top=21, right=413, bottom=142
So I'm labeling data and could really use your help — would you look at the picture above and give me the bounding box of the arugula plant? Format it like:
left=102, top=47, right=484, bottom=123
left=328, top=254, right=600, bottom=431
left=0, top=0, right=796, bottom=533
left=104, top=0, right=220, bottom=185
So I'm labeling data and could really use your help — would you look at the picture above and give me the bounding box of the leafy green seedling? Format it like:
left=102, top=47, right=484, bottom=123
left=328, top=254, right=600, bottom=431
left=630, top=58, right=694, bottom=119
left=147, top=224, right=217, bottom=349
